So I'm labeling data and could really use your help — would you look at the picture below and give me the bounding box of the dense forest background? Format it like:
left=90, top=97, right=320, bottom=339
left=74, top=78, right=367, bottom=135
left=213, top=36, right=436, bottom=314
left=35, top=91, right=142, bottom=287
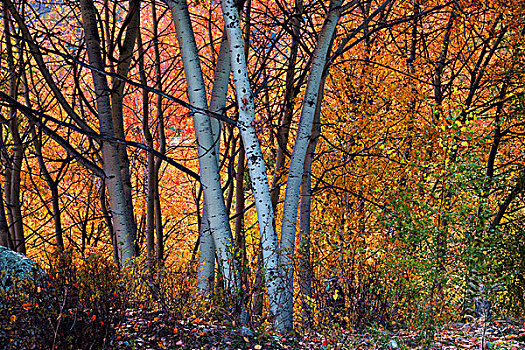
left=0, top=0, right=524, bottom=347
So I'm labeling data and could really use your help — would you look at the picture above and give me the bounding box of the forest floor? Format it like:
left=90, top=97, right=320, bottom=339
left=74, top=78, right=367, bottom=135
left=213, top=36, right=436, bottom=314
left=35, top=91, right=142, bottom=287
left=108, top=308, right=525, bottom=349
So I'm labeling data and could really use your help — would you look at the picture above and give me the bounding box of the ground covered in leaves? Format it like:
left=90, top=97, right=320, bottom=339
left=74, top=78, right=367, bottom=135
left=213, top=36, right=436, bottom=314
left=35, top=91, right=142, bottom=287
left=108, top=309, right=525, bottom=350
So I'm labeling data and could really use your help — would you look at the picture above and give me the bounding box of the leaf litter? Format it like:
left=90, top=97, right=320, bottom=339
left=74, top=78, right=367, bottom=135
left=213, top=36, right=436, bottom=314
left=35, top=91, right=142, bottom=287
left=108, top=309, right=525, bottom=349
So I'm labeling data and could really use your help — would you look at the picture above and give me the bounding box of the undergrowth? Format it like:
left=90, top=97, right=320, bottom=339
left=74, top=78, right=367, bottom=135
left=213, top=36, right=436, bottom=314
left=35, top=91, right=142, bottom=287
left=0, top=249, right=197, bottom=349
left=1, top=245, right=522, bottom=349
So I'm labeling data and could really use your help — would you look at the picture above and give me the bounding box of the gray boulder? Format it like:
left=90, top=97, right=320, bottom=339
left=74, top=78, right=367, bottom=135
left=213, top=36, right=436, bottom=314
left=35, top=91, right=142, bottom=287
left=0, top=245, right=47, bottom=291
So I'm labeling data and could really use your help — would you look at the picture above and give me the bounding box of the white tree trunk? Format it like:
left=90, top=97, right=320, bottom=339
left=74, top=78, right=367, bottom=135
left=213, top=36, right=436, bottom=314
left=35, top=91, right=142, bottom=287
left=164, top=0, right=238, bottom=291
left=298, top=71, right=326, bottom=325
left=198, top=32, right=231, bottom=294
left=110, top=0, right=141, bottom=247
left=220, top=0, right=282, bottom=327
left=278, top=0, right=343, bottom=331
left=79, top=0, right=137, bottom=265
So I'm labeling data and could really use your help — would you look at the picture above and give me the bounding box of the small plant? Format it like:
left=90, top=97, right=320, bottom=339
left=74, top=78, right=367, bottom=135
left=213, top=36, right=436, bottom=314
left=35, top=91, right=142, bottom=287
left=466, top=269, right=507, bottom=350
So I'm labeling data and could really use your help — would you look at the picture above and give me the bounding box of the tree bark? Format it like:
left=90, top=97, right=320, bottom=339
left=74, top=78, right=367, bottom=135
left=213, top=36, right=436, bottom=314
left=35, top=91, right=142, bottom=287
left=278, top=0, right=342, bottom=331
left=4, top=8, right=25, bottom=254
left=197, top=30, right=231, bottom=295
left=109, top=0, right=141, bottom=243
left=0, top=186, right=10, bottom=248
left=234, top=141, right=247, bottom=298
left=79, top=0, right=137, bottom=265
left=220, top=0, right=282, bottom=327
left=297, top=69, right=325, bottom=326
left=270, top=0, right=304, bottom=211
left=98, top=179, right=119, bottom=266
left=31, top=127, right=65, bottom=252
left=164, top=0, right=239, bottom=291
left=151, top=0, right=166, bottom=266
left=138, top=30, right=156, bottom=269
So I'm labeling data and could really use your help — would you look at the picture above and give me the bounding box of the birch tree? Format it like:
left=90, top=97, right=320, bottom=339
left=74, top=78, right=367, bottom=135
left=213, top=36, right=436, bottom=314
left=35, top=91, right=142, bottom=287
left=219, top=0, right=345, bottom=330
left=163, top=0, right=240, bottom=292
left=197, top=32, right=231, bottom=294
left=220, top=0, right=283, bottom=325
left=108, top=0, right=141, bottom=246
left=78, top=0, right=137, bottom=264
left=297, top=70, right=327, bottom=325
left=277, top=0, right=343, bottom=329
